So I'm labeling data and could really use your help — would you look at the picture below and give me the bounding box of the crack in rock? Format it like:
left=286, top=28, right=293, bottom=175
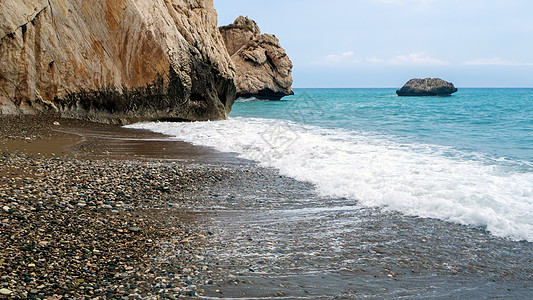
left=0, top=5, right=49, bottom=43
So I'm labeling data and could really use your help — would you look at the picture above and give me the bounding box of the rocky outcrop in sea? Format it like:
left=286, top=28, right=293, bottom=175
left=0, top=0, right=236, bottom=124
left=396, top=78, right=458, bottom=96
left=219, top=16, right=294, bottom=100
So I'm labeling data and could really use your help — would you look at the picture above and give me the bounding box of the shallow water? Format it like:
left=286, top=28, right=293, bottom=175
left=52, top=123, right=242, bottom=165
left=127, top=116, right=533, bottom=242
left=173, top=165, right=533, bottom=299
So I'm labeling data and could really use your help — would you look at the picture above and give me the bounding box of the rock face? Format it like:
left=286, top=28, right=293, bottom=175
left=396, top=78, right=458, bottom=96
left=219, top=16, right=293, bottom=100
left=0, top=0, right=236, bottom=124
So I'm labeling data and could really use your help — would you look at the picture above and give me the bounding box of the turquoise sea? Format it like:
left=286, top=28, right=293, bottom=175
left=236, top=88, right=533, bottom=165
left=128, top=88, right=533, bottom=242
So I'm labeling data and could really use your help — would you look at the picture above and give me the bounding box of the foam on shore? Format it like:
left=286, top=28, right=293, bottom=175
left=127, top=117, right=533, bottom=242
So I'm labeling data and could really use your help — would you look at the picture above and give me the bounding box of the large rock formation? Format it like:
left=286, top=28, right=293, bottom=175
left=0, top=0, right=236, bottom=124
left=219, top=16, right=293, bottom=100
left=396, top=78, right=458, bottom=97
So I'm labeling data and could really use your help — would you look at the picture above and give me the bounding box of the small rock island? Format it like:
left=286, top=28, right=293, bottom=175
left=396, top=78, right=458, bottom=96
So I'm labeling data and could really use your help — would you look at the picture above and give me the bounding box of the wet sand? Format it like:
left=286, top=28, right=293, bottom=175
left=1, top=115, right=243, bottom=164
left=1, top=116, right=532, bottom=299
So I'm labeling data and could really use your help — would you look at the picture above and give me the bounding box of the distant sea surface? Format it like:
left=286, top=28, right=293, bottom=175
left=128, top=88, right=533, bottom=242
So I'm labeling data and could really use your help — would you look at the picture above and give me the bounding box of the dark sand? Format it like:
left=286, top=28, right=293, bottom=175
left=1, top=116, right=532, bottom=299
left=1, top=115, right=241, bottom=163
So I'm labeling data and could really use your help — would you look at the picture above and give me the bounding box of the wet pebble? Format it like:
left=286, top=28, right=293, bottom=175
left=0, top=288, right=13, bottom=295
left=0, top=144, right=236, bottom=298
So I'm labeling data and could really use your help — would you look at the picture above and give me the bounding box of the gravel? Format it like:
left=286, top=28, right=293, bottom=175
left=0, top=116, right=240, bottom=298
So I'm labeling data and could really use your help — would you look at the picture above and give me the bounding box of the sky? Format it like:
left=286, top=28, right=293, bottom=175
left=214, top=0, right=533, bottom=88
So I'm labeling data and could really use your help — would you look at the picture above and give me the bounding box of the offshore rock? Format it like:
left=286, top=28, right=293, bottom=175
left=396, top=78, right=458, bottom=96
left=0, top=0, right=236, bottom=124
left=220, top=16, right=293, bottom=100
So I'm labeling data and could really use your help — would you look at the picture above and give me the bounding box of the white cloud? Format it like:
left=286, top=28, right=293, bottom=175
left=325, top=51, right=356, bottom=63
left=366, top=52, right=449, bottom=66
left=313, top=51, right=448, bottom=66
left=464, top=57, right=533, bottom=66
left=366, top=56, right=384, bottom=63
left=389, top=53, right=449, bottom=65
left=308, top=51, right=360, bottom=65
left=342, top=51, right=355, bottom=57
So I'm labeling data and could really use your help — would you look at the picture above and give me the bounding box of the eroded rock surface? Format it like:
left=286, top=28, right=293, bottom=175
left=397, top=78, right=458, bottom=97
left=220, top=16, right=293, bottom=100
left=0, top=0, right=236, bottom=124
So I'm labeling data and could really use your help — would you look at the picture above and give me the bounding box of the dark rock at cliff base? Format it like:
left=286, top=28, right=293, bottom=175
left=0, top=0, right=236, bottom=124
left=220, top=16, right=294, bottom=100
left=396, top=78, right=458, bottom=97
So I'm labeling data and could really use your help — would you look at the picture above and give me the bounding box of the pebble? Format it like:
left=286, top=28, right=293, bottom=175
left=129, top=227, right=141, bottom=233
left=0, top=288, right=12, bottom=295
left=168, top=294, right=179, bottom=300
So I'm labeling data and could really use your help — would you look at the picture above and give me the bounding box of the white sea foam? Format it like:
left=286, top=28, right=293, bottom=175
left=235, top=96, right=262, bottom=103
left=126, top=118, right=533, bottom=242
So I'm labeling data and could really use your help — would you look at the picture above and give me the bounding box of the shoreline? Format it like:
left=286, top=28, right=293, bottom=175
left=1, top=116, right=533, bottom=299
left=0, top=116, right=252, bottom=298
left=1, top=115, right=245, bottom=164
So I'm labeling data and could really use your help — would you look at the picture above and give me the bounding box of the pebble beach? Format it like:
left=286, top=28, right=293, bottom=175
left=0, top=116, right=248, bottom=298
left=1, top=116, right=532, bottom=299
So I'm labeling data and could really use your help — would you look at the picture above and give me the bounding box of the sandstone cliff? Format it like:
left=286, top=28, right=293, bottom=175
left=0, top=0, right=236, bottom=124
left=219, top=16, right=293, bottom=100
left=397, top=78, right=458, bottom=96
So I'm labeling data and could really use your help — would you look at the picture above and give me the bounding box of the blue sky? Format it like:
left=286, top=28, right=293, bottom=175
left=214, top=0, right=533, bottom=88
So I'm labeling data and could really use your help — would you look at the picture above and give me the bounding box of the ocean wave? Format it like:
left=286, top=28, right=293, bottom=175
left=126, top=117, right=533, bottom=242
left=235, top=96, right=262, bottom=103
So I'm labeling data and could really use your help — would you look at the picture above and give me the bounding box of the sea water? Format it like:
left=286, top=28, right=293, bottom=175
left=127, top=88, right=533, bottom=242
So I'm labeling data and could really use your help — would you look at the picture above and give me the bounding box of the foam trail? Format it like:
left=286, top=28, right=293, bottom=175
left=126, top=118, right=533, bottom=242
